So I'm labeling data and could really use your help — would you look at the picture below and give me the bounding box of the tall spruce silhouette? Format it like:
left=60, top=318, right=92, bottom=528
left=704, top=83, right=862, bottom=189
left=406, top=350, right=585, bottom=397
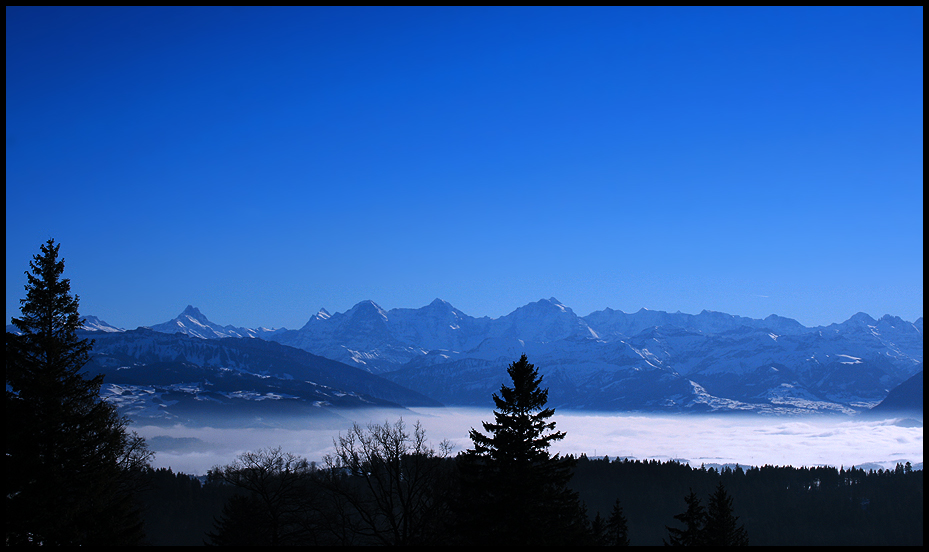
left=607, top=498, right=631, bottom=546
left=703, top=482, right=749, bottom=546
left=664, top=489, right=707, bottom=546
left=664, top=483, right=748, bottom=546
left=457, top=354, right=589, bottom=544
left=5, top=239, right=150, bottom=545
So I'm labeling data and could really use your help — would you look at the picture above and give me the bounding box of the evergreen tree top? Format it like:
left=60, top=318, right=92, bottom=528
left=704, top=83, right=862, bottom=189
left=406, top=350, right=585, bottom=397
left=12, top=238, right=87, bottom=346
left=466, top=355, right=569, bottom=470
left=664, top=488, right=707, bottom=546
left=8, top=238, right=93, bottom=389
left=704, top=481, right=749, bottom=546
left=494, top=353, right=552, bottom=415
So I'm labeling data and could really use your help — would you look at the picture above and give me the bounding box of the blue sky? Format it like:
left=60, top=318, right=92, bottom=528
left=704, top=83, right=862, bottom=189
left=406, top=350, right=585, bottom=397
left=7, top=7, right=923, bottom=330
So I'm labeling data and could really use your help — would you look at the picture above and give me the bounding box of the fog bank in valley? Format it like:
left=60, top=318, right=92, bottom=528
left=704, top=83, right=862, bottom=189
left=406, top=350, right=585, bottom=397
left=133, top=408, right=923, bottom=476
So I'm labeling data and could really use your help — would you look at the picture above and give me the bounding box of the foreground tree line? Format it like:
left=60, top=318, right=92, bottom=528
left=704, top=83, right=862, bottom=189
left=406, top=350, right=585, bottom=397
left=158, top=430, right=920, bottom=545
left=135, top=447, right=923, bottom=545
left=5, top=240, right=924, bottom=546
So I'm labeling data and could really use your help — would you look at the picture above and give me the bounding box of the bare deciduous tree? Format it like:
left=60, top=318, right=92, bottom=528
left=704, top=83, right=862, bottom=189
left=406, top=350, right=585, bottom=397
left=208, top=447, right=317, bottom=545
left=321, top=418, right=455, bottom=545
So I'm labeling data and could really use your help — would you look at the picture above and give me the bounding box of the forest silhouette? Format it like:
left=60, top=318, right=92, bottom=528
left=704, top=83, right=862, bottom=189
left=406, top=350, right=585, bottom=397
left=138, top=450, right=921, bottom=545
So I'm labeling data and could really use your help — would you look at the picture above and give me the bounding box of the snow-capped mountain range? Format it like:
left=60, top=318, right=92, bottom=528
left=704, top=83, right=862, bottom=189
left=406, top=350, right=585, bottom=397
left=58, top=298, right=922, bottom=417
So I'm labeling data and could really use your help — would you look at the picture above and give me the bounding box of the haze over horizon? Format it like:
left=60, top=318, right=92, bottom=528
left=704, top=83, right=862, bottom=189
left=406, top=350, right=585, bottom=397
left=6, top=7, right=923, bottom=331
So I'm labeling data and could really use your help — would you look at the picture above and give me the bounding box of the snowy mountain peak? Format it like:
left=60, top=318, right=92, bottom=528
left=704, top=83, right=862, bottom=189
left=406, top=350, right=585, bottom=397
left=148, top=305, right=266, bottom=340
left=847, top=312, right=877, bottom=325
left=299, top=308, right=332, bottom=330
left=354, top=299, right=380, bottom=308
left=423, top=298, right=464, bottom=318
left=80, top=315, right=124, bottom=333
left=181, top=305, right=208, bottom=321
left=761, top=314, right=805, bottom=334
left=520, top=297, right=570, bottom=312
left=495, top=297, right=595, bottom=342
left=350, top=300, right=389, bottom=320
left=545, top=297, right=572, bottom=312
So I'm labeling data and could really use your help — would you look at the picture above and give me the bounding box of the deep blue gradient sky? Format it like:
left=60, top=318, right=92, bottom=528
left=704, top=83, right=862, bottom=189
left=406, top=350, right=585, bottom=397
left=7, top=7, right=923, bottom=330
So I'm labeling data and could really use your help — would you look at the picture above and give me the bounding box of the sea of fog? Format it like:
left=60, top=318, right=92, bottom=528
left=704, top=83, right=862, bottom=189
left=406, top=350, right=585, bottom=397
left=133, top=408, right=923, bottom=476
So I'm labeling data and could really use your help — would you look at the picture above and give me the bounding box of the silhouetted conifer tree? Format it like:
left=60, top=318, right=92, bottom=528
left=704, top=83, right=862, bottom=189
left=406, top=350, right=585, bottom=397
left=457, top=354, right=589, bottom=545
left=5, top=239, right=152, bottom=545
left=664, top=489, right=706, bottom=546
left=703, top=482, right=748, bottom=546
left=591, top=512, right=607, bottom=544
left=607, top=498, right=631, bottom=546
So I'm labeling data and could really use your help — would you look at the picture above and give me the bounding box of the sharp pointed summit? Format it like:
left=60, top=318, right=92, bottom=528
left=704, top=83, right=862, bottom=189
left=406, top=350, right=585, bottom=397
left=347, top=300, right=389, bottom=322
left=182, top=304, right=206, bottom=318
left=146, top=305, right=277, bottom=339
left=148, top=306, right=223, bottom=338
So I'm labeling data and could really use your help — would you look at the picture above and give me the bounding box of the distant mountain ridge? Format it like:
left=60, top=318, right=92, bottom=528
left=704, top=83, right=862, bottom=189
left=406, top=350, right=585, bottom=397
left=9, top=299, right=922, bottom=416
left=277, top=298, right=921, bottom=415
left=70, top=299, right=922, bottom=353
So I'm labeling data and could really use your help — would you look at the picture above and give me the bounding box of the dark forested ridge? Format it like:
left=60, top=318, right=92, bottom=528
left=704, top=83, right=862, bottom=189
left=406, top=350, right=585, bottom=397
left=135, top=468, right=235, bottom=546
left=136, top=457, right=922, bottom=545
left=569, top=456, right=922, bottom=546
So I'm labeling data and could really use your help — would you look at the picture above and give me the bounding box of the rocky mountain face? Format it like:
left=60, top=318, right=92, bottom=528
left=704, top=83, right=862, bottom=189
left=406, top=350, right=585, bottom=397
left=79, top=328, right=440, bottom=427
left=269, top=298, right=600, bottom=372
left=266, top=298, right=922, bottom=415
left=868, top=371, right=923, bottom=416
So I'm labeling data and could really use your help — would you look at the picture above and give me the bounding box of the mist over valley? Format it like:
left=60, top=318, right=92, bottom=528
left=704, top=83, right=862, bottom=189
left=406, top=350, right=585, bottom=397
left=133, top=407, right=923, bottom=477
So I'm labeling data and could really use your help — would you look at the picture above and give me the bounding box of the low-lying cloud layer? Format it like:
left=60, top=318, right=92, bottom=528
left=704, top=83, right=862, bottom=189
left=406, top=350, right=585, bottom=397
left=133, top=408, right=923, bottom=476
